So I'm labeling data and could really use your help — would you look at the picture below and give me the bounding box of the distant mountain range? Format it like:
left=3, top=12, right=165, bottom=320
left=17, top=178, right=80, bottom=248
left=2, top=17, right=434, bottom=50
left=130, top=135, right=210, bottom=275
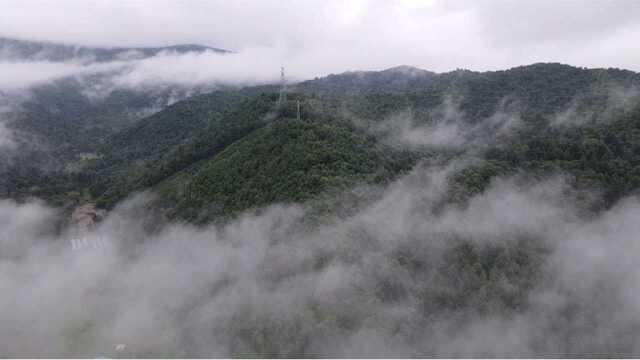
left=0, top=36, right=229, bottom=62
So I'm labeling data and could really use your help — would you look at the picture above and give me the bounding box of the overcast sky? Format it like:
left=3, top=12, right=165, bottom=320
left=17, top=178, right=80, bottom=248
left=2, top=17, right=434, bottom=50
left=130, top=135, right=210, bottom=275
left=1, top=0, right=640, bottom=75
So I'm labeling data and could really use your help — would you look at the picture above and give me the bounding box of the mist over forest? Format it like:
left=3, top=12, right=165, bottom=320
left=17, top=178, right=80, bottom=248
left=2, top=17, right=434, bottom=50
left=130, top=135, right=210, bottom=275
left=2, top=1, right=640, bottom=357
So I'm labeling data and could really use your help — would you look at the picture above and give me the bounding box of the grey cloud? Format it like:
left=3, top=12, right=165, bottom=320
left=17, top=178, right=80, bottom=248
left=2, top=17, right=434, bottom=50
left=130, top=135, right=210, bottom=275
left=374, top=95, right=522, bottom=151
left=552, top=83, right=640, bottom=127
left=2, top=1, right=640, bottom=357
left=474, top=0, right=640, bottom=48
left=1, top=1, right=639, bottom=74
left=2, top=162, right=640, bottom=356
left=0, top=48, right=281, bottom=154
left=0, top=49, right=276, bottom=93
left=375, top=109, right=467, bottom=150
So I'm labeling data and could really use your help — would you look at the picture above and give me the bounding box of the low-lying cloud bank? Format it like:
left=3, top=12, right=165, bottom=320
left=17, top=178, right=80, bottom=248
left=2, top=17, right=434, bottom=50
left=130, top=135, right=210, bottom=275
left=369, top=80, right=640, bottom=154
left=0, top=47, right=287, bottom=158
left=0, top=46, right=289, bottom=142
left=3, top=1, right=640, bottom=72
left=0, top=49, right=281, bottom=93
left=1, top=162, right=639, bottom=357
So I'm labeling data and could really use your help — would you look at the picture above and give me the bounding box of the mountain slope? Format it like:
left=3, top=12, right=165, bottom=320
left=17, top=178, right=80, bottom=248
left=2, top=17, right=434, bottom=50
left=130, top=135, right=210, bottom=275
left=154, top=116, right=416, bottom=222
left=90, top=86, right=279, bottom=205
left=0, top=37, right=233, bottom=203
left=0, top=37, right=228, bottom=62
left=141, top=64, right=640, bottom=218
left=4, top=63, right=640, bottom=220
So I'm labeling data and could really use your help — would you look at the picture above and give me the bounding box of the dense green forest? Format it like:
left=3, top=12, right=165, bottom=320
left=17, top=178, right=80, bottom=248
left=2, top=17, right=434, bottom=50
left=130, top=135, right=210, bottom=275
left=2, top=63, right=640, bottom=222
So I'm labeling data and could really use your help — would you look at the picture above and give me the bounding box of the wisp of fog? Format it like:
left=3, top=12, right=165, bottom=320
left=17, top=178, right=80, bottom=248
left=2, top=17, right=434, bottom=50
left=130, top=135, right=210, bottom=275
left=1, top=161, right=640, bottom=357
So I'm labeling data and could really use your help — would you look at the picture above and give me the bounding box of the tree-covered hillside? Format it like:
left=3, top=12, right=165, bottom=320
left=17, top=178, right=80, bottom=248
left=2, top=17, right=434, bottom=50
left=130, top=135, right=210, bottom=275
left=154, top=116, right=417, bottom=222
left=3, top=63, right=640, bottom=222
left=0, top=38, right=236, bottom=203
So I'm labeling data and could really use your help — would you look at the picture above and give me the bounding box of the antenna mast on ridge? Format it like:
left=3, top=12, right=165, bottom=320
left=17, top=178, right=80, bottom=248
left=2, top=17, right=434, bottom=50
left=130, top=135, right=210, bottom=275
left=278, top=66, right=287, bottom=106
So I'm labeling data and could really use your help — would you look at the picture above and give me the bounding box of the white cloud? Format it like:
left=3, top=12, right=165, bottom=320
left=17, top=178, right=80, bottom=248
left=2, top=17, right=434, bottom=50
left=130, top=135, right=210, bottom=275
left=0, top=61, right=95, bottom=90
left=110, top=48, right=285, bottom=87
left=0, top=0, right=638, bottom=75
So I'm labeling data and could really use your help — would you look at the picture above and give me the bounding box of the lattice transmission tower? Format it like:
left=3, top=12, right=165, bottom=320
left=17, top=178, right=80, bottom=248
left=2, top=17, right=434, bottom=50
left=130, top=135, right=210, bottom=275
left=278, top=66, right=287, bottom=106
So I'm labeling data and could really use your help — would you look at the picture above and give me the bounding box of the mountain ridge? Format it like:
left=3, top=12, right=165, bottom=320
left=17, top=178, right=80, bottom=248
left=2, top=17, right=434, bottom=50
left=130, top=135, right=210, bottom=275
left=2, top=62, right=640, bottom=222
left=0, top=36, right=230, bottom=62
left=81, top=62, right=640, bottom=219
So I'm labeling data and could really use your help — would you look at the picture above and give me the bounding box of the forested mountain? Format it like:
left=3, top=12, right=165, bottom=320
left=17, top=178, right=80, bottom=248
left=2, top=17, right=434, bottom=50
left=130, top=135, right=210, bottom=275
left=95, top=63, right=640, bottom=218
left=4, top=62, right=639, bottom=224
left=3, top=61, right=640, bottom=356
left=6, top=0, right=640, bottom=354
left=0, top=37, right=232, bottom=201
left=0, top=37, right=231, bottom=152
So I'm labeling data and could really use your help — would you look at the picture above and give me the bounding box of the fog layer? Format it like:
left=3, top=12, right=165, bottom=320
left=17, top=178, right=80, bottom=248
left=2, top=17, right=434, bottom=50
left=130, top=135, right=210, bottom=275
left=1, top=163, right=639, bottom=357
